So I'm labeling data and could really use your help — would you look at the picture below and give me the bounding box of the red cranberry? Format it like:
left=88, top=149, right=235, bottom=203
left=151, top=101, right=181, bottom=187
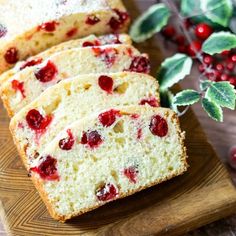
left=228, top=146, right=236, bottom=169
left=20, top=58, right=43, bottom=70
left=229, top=77, right=236, bottom=87
left=203, top=55, right=213, bottom=65
left=82, top=40, right=100, bottom=47
left=98, top=109, right=121, bottom=127
left=178, top=45, right=187, bottom=54
left=221, top=50, right=230, bottom=56
left=98, top=75, right=113, bottom=93
left=96, top=183, right=118, bottom=201
left=184, top=19, right=192, bottom=29
left=139, top=97, right=159, bottom=107
left=109, top=9, right=129, bottom=31
left=230, top=54, right=236, bottom=63
left=162, top=26, right=176, bottom=38
left=195, top=23, right=213, bottom=40
left=128, top=56, right=151, bottom=74
left=175, top=35, right=185, bottom=45
left=215, top=63, right=224, bottom=72
left=81, top=130, right=103, bottom=149
left=35, top=61, right=58, bottom=83
left=38, top=21, right=59, bottom=32
left=198, top=64, right=205, bottom=73
left=11, top=80, right=25, bottom=98
left=66, top=27, right=78, bottom=38
left=123, top=166, right=139, bottom=183
left=187, top=41, right=202, bottom=57
left=137, top=128, right=142, bottom=140
left=0, top=24, right=7, bottom=38
left=4, top=47, right=19, bottom=64
left=130, top=114, right=140, bottom=119
left=226, top=62, right=234, bottom=71
left=59, top=129, right=75, bottom=150
left=26, top=109, right=52, bottom=131
left=30, top=155, right=59, bottom=181
left=149, top=115, right=168, bottom=137
left=206, top=70, right=220, bottom=81
left=220, top=74, right=229, bottom=81
left=86, top=15, right=101, bottom=25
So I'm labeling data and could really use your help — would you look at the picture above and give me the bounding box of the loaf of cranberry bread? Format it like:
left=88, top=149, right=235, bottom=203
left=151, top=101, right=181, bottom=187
left=10, top=72, right=160, bottom=170
left=0, top=34, right=131, bottom=88
left=1, top=45, right=150, bottom=117
left=0, top=0, right=130, bottom=73
left=28, top=105, right=187, bottom=221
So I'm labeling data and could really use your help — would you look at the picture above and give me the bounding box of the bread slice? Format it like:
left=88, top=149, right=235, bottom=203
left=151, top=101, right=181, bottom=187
left=28, top=105, right=188, bottom=221
left=10, top=72, right=160, bottom=170
left=0, top=34, right=132, bottom=88
left=0, top=0, right=129, bottom=73
left=1, top=45, right=150, bottom=116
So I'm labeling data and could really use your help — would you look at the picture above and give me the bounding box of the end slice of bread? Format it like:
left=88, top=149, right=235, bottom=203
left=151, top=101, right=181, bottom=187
left=1, top=44, right=150, bottom=116
left=10, top=72, right=160, bottom=170
left=29, top=105, right=188, bottom=221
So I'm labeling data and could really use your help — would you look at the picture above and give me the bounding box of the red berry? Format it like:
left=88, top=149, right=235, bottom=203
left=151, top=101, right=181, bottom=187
left=96, top=183, right=118, bottom=201
left=206, top=70, right=220, bottom=81
left=221, top=50, right=230, bottom=56
left=86, top=15, right=101, bottom=25
left=215, top=63, right=224, bottom=72
left=66, top=27, right=78, bottom=38
left=149, top=115, right=168, bottom=137
left=35, top=61, right=58, bottom=83
left=187, top=41, right=202, bottom=57
left=220, top=74, right=229, bottom=81
left=128, top=56, right=151, bottom=74
left=175, top=35, right=185, bottom=45
left=109, top=9, right=129, bottom=31
left=30, top=155, right=59, bottom=181
left=203, top=55, right=213, bottom=65
left=228, top=146, right=236, bottom=169
left=195, top=23, right=213, bottom=40
left=98, top=109, right=121, bottom=127
left=139, top=97, right=159, bottom=107
left=162, top=26, right=176, bottom=38
left=20, top=58, right=43, bottom=70
left=123, top=166, right=139, bottom=183
left=0, top=24, right=7, bottom=38
left=184, top=19, right=192, bottom=29
left=81, top=130, right=103, bottom=149
left=230, top=54, right=236, bottom=63
left=98, top=75, right=114, bottom=93
left=226, top=62, right=234, bottom=71
left=229, top=77, right=236, bottom=87
left=4, top=47, right=19, bottom=64
left=38, top=21, right=59, bottom=32
left=26, top=109, right=52, bottom=131
left=198, top=64, right=205, bottom=73
left=59, top=129, right=75, bottom=150
left=11, top=80, right=25, bottom=98
left=82, top=41, right=95, bottom=47
left=178, top=45, right=187, bottom=54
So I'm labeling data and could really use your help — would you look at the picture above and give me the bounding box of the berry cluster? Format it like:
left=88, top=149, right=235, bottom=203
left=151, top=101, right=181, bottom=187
left=161, top=21, right=236, bottom=88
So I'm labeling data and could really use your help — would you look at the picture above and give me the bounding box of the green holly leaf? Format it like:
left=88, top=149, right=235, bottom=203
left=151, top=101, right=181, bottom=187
left=201, top=0, right=233, bottom=27
left=202, top=98, right=223, bottom=122
left=160, top=90, right=179, bottom=113
left=173, top=89, right=200, bottom=106
left=205, top=81, right=236, bottom=109
left=130, top=3, right=170, bottom=43
left=200, top=80, right=212, bottom=91
left=157, top=54, right=193, bottom=91
left=202, top=32, right=236, bottom=55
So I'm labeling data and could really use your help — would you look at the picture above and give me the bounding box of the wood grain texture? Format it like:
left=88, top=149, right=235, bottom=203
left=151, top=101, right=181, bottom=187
left=1, top=0, right=236, bottom=235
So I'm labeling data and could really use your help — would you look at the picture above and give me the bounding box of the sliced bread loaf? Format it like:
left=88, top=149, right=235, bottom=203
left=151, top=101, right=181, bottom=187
left=1, top=45, right=150, bottom=116
left=28, top=105, right=187, bottom=221
left=0, top=34, right=132, bottom=88
left=0, top=0, right=129, bottom=73
left=10, top=72, right=160, bottom=170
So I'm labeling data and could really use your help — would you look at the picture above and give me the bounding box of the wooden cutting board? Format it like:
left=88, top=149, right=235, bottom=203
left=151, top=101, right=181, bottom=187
left=1, top=0, right=236, bottom=235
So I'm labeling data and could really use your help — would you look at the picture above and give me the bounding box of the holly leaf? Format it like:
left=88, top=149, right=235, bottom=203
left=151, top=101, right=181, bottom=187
left=202, top=98, right=223, bottom=122
left=160, top=90, right=179, bottom=113
left=130, top=3, right=170, bottom=43
left=173, top=89, right=200, bottom=106
left=157, top=54, right=193, bottom=91
left=205, top=81, right=236, bottom=109
left=200, top=80, right=212, bottom=91
left=201, top=0, right=233, bottom=27
left=202, top=32, right=236, bottom=55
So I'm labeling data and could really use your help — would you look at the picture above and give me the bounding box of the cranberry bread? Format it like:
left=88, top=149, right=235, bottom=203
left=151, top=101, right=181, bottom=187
left=28, top=106, right=187, bottom=221
left=10, top=72, right=160, bottom=170
left=0, top=34, right=132, bottom=87
left=0, top=0, right=130, bottom=73
left=1, top=45, right=150, bottom=116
